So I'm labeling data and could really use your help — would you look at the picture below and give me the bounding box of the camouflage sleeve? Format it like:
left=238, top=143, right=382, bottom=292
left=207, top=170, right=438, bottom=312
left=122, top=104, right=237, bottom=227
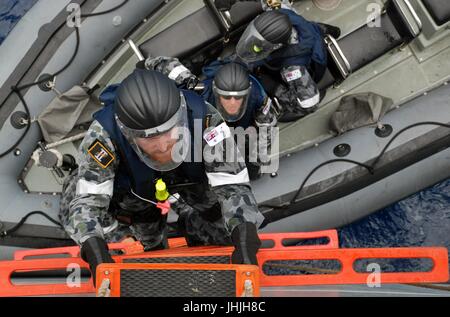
left=250, top=76, right=278, bottom=127
left=202, top=103, right=265, bottom=231
left=144, top=56, right=196, bottom=87
left=253, top=97, right=279, bottom=172
left=254, top=96, right=278, bottom=127
left=68, top=120, right=119, bottom=244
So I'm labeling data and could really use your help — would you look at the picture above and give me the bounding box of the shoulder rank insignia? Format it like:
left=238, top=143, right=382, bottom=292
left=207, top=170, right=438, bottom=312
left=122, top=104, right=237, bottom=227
left=88, top=139, right=115, bottom=168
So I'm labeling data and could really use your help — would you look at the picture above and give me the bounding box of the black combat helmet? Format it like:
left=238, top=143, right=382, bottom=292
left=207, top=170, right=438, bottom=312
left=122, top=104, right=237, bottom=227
left=236, top=11, right=292, bottom=63
left=114, top=69, right=190, bottom=172
left=254, top=11, right=292, bottom=45
left=212, top=63, right=252, bottom=122
left=214, top=62, right=250, bottom=92
left=114, top=69, right=181, bottom=130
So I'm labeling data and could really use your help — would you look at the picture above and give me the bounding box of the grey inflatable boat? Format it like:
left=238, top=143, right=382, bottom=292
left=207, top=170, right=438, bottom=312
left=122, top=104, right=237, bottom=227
left=0, top=0, right=449, bottom=254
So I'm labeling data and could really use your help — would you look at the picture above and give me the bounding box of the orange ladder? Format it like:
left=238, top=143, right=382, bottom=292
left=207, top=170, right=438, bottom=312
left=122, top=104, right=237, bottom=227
left=12, top=230, right=339, bottom=260
left=0, top=230, right=448, bottom=297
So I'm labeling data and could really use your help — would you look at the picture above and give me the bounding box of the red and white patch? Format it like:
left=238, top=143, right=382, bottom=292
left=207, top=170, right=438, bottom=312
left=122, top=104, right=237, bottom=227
left=284, top=68, right=302, bottom=82
left=203, top=122, right=231, bottom=147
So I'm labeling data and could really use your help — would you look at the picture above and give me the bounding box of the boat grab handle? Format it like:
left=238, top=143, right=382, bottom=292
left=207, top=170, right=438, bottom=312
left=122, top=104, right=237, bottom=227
left=324, top=35, right=352, bottom=78
left=394, top=0, right=423, bottom=36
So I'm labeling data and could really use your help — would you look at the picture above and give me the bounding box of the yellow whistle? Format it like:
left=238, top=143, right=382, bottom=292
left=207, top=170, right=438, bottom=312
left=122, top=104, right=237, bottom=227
left=155, top=179, right=169, bottom=202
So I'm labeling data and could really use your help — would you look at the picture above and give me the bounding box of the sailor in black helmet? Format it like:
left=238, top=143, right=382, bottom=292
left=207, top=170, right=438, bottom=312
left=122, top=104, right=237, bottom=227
left=206, top=62, right=273, bottom=127
left=215, top=0, right=340, bottom=122
left=205, top=62, right=278, bottom=179
left=146, top=57, right=278, bottom=179
left=145, top=58, right=277, bottom=129
left=59, top=70, right=264, bottom=284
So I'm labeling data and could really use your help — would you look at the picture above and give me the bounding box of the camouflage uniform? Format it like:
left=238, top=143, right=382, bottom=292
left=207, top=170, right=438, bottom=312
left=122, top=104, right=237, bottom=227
left=59, top=102, right=264, bottom=250
left=145, top=56, right=197, bottom=88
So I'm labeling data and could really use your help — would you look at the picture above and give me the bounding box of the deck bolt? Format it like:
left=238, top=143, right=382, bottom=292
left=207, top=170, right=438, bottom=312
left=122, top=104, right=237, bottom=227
left=112, top=16, right=122, bottom=26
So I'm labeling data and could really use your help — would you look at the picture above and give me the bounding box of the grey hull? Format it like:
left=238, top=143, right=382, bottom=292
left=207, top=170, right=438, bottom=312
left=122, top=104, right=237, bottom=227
left=258, top=83, right=450, bottom=232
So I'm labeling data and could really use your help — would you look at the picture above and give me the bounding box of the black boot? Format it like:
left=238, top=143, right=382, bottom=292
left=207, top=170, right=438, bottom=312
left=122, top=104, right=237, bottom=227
left=231, top=222, right=261, bottom=265
left=80, top=236, right=114, bottom=286
left=318, top=23, right=341, bottom=39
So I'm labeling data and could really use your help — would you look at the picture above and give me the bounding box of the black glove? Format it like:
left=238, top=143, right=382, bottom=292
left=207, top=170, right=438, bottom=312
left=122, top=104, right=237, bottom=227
left=215, top=0, right=237, bottom=11
left=273, top=83, right=295, bottom=114
left=231, top=222, right=261, bottom=265
left=135, top=60, right=146, bottom=70
left=80, top=236, right=114, bottom=286
left=184, top=76, right=199, bottom=90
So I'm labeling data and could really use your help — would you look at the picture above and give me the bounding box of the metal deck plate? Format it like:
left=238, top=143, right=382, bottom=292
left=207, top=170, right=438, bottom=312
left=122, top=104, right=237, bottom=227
left=120, top=269, right=236, bottom=297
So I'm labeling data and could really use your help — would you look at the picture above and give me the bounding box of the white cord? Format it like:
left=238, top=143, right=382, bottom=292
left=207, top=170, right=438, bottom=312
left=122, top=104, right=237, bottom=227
left=130, top=188, right=157, bottom=206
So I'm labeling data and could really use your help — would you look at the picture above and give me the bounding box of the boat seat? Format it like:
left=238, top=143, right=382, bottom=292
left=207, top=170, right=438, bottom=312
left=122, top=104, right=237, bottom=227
left=139, top=0, right=421, bottom=92
left=139, top=1, right=263, bottom=60
left=318, top=0, right=423, bottom=90
left=421, top=0, right=450, bottom=26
